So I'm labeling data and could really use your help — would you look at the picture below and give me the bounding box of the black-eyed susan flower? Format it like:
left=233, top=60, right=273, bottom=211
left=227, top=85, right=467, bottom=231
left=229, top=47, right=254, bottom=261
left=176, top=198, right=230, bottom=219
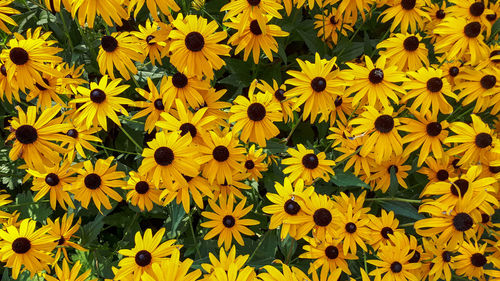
left=422, top=237, right=455, bottom=281
left=402, top=67, right=457, bottom=118
left=445, top=114, right=500, bottom=166
left=162, top=72, right=209, bottom=109
left=161, top=173, right=214, bottom=213
left=294, top=193, right=337, bottom=241
left=377, top=33, right=429, bottom=71
left=418, top=154, right=456, bottom=191
left=313, top=8, right=354, bottom=44
left=127, top=0, right=179, bottom=20
left=25, top=69, right=67, bottom=109
left=158, top=99, right=216, bottom=146
left=300, top=235, right=357, bottom=278
left=142, top=249, right=201, bottom=281
left=369, top=154, right=411, bottom=192
left=60, top=120, right=102, bottom=162
left=448, top=0, right=492, bottom=29
left=368, top=232, right=421, bottom=281
left=254, top=79, right=296, bottom=123
left=44, top=260, right=95, bottom=281
left=456, top=66, right=500, bottom=113
left=0, top=37, right=62, bottom=93
left=434, top=17, right=489, bottom=65
left=320, top=96, right=356, bottom=126
left=345, top=55, right=408, bottom=107
left=139, top=131, right=200, bottom=187
left=229, top=91, right=281, bottom=147
left=124, top=171, right=162, bottom=212
left=201, top=194, right=259, bottom=250
left=0, top=219, right=56, bottom=279
left=197, top=88, right=231, bottom=126
left=367, top=209, right=404, bottom=250
left=71, top=157, right=125, bottom=212
left=27, top=160, right=76, bottom=210
left=58, top=63, right=86, bottom=95
left=400, top=112, right=449, bottom=166
left=7, top=105, right=71, bottom=171
left=350, top=106, right=403, bottom=163
left=0, top=191, right=12, bottom=221
left=415, top=197, right=482, bottom=247
left=97, top=32, right=144, bottom=80
left=211, top=171, right=251, bottom=200
left=199, top=131, right=246, bottom=185
left=0, top=62, right=19, bottom=103
left=243, top=144, right=268, bottom=181
left=337, top=0, right=371, bottom=22
left=335, top=135, right=374, bottom=177
left=226, top=15, right=288, bottom=64
left=422, top=1, right=447, bottom=36
left=132, top=20, right=169, bottom=66
left=169, top=14, right=231, bottom=79
left=454, top=240, right=499, bottom=280
left=282, top=144, right=335, bottom=184
left=210, top=264, right=257, bottom=281
left=201, top=246, right=249, bottom=276
left=286, top=53, right=349, bottom=123
left=422, top=165, right=498, bottom=215
left=72, top=75, right=133, bottom=131
left=379, top=0, right=429, bottom=33
left=70, top=0, right=128, bottom=28
left=326, top=121, right=354, bottom=148
left=46, top=213, right=86, bottom=262
left=220, top=0, right=283, bottom=34
left=114, top=228, right=178, bottom=280
left=477, top=44, right=500, bottom=70
left=262, top=178, right=314, bottom=239
left=0, top=0, right=19, bottom=33
left=259, top=263, right=308, bottom=281
left=132, top=77, right=168, bottom=133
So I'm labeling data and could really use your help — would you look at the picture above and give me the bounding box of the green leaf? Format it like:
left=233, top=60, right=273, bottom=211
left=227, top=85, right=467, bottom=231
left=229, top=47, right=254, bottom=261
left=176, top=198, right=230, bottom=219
left=379, top=201, right=424, bottom=221
left=166, top=203, right=186, bottom=239
left=296, top=20, right=326, bottom=57
left=15, top=191, right=53, bottom=222
left=388, top=165, right=399, bottom=196
left=331, top=170, right=369, bottom=188
left=79, top=215, right=105, bottom=246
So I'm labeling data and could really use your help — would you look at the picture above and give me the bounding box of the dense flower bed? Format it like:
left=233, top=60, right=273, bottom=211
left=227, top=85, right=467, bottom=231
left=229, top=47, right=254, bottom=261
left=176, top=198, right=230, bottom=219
left=0, top=0, right=499, bottom=280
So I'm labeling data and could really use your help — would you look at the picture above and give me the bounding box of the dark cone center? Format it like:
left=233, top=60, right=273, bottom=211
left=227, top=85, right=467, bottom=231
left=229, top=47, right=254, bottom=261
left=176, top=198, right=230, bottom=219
left=480, top=75, right=496, bottom=89
left=274, top=89, right=286, bottom=101
left=9, top=47, right=29, bottom=65
left=453, top=212, right=473, bottom=231
left=302, top=153, right=319, bottom=169
left=213, top=145, right=230, bottom=162
left=442, top=251, right=451, bottom=262
left=381, top=227, right=393, bottom=239
left=436, top=169, right=449, bottom=181
left=45, top=173, right=60, bottom=186
left=471, top=253, right=487, bottom=267
left=401, top=0, right=416, bottom=10
left=12, top=237, right=31, bottom=254
left=185, top=32, right=205, bottom=52
left=325, top=246, right=339, bottom=259
left=0, top=64, right=6, bottom=76
left=481, top=213, right=490, bottom=223
left=436, top=9, right=446, bottom=19
left=247, top=103, right=266, bottom=121
left=135, top=181, right=149, bottom=194
left=334, top=96, right=343, bottom=107
left=403, top=36, right=419, bottom=51
left=90, top=89, right=106, bottom=104
left=449, top=66, right=459, bottom=77
left=469, top=2, right=485, bottom=17
left=249, top=20, right=262, bottom=35
left=330, top=16, right=338, bottom=25
left=489, top=166, right=500, bottom=174
left=450, top=179, right=469, bottom=197
left=409, top=250, right=421, bottom=263
left=284, top=199, right=300, bottom=215
left=374, top=115, right=394, bottom=133
left=464, top=22, right=481, bottom=38
left=36, top=78, right=50, bottom=91
left=345, top=222, right=357, bottom=233
left=84, top=173, right=102, bottom=190
left=15, top=125, right=38, bottom=144
left=390, top=262, right=402, bottom=273
left=172, top=73, right=188, bottom=88
left=67, top=129, right=79, bottom=138
left=244, top=160, right=255, bottom=170
left=146, top=35, right=155, bottom=45
left=247, top=0, right=260, bottom=6
left=368, top=68, right=384, bottom=84
left=387, top=165, right=399, bottom=174
left=101, top=36, right=118, bottom=52
left=180, top=123, right=197, bottom=138
left=313, top=208, right=332, bottom=226
left=426, top=122, right=442, bottom=136
left=311, top=77, right=327, bottom=92
left=222, top=215, right=236, bottom=228
left=490, top=50, right=500, bottom=63
left=426, top=77, right=443, bottom=92
left=135, top=250, right=152, bottom=267
left=153, top=99, right=164, bottom=111
left=486, top=13, right=497, bottom=22
left=475, top=133, right=492, bottom=148
left=154, top=147, right=174, bottom=166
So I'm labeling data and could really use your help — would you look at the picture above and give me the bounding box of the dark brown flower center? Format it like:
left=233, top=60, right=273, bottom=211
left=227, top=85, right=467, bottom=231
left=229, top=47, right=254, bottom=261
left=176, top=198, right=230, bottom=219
left=408, top=250, right=421, bottom=263
left=274, top=89, right=286, bottom=101
left=0, top=64, right=6, bottom=76
left=453, top=212, right=473, bottom=231
left=284, top=199, right=300, bottom=215
left=180, top=123, right=197, bottom=138
left=15, top=125, right=38, bottom=144
left=249, top=20, right=262, bottom=35
left=12, top=237, right=31, bottom=254
left=436, top=169, right=449, bottom=181
left=222, top=215, right=236, bottom=227
left=9, top=47, right=29, bottom=65
left=185, top=32, right=205, bottom=52
left=368, top=68, right=384, bottom=84
left=135, top=250, right=152, bottom=267
left=471, top=253, right=487, bottom=267
left=302, top=153, right=319, bottom=169
left=480, top=75, right=496, bottom=89
left=101, top=36, right=118, bottom=52
left=486, top=12, right=497, bottom=22
left=154, top=147, right=174, bottom=166
left=469, top=2, right=485, bottom=17
left=212, top=145, right=230, bottom=162
left=135, top=181, right=149, bottom=194
left=403, top=36, right=419, bottom=51
left=183, top=175, right=193, bottom=182
left=153, top=99, right=164, bottom=110
left=334, top=96, right=343, bottom=107
left=172, top=73, right=188, bottom=88
left=35, top=78, right=50, bottom=91
left=45, top=173, right=60, bottom=186
left=247, top=0, right=260, bottom=6
left=387, top=165, right=399, bottom=174
left=247, top=103, right=266, bottom=121
left=481, top=213, right=490, bottom=223
left=449, top=66, right=459, bottom=77
left=374, top=115, right=394, bottom=133
left=426, top=77, right=443, bottom=92
left=310, top=77, right=327, bottom=92
left=57, top=236, right=65, bottom=245
left=464, top=22, right=481, bottom=38
left=401, top=0, right=415, bottom=10
left=313, top=208, right=332, bottom=226
left=345, top=222, right=357, bottom=233
left=426, top=122, right=442, bottom=136
left=325, top=246, right=339, bottom=259
left=450, top=179, right=469, bottom=197
left=244, top=160, right=255, bottom=170
left=330, top=16, right=338, bottom=25
left=84, top=173, right=101, bottom=190
left=490, top=50, right=500, bottom=63
left=489, top=166, right=500, bottom=174
left=475, top=133, right=492, bottom=148
left=146, top=35, right=155, bottom=45
left=442, top=251, right=451, bottom=262
left=90, top=89, right=106, bottom=103
left=436, top=9, right=446, bottom=19
left=390, top=262, right=402, bottom=273
left=381, top=227, right=393, bottom=239
left=67, top=129, right=78, bottom=138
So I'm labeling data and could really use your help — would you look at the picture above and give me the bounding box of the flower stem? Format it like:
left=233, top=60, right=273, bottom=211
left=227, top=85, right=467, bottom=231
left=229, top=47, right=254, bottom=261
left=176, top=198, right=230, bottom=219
left=119, top=126, right=142, bottom=151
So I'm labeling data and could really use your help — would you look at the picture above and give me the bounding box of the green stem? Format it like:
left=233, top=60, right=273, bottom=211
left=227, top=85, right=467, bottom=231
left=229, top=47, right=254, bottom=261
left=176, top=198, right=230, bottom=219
left=248, top=231, right=268, bottom=262
left=94, top=144, right=141, bottom=155
left=365, top=198, right=421, bottom=204
left=3, top=200, right=50, bottom=208
left=59, top=10, right=74, bottom=50
left=188, top=213, right=202, bottom=259
left=119, top=126, right=142, bottom=151
left=399, top=222, right=415, bottom=228
left=284, top=112, right=304, bottom=144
